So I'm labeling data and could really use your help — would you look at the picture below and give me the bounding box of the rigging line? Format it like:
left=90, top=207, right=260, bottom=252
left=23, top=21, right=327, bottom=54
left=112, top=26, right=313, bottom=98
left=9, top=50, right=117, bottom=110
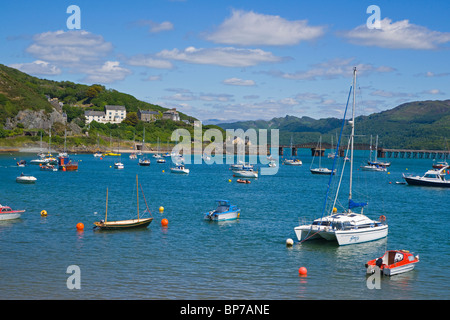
left=320, top=85, right=353, bottom=220
left=139, top=183, right=153, bottom=218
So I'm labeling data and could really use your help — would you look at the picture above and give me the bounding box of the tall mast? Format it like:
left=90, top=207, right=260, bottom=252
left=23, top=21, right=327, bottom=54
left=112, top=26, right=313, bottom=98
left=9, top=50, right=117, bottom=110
left=349, top=67, right=356, bottom=203
left=105, top=188, right=108, bottom=222
left=136, top=175, right=140, bottom=221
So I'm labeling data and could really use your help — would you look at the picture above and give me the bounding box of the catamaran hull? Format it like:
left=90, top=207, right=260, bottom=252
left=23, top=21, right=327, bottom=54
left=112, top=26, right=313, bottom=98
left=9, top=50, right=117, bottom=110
left=335, top=225, right=388, bottom=245
left=294, top=225, right=388, bottom=245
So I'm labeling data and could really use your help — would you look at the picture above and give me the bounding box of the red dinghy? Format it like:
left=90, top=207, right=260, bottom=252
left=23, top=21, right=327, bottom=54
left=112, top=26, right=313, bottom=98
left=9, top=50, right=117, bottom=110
left=366, top=250, right=419, bottom=276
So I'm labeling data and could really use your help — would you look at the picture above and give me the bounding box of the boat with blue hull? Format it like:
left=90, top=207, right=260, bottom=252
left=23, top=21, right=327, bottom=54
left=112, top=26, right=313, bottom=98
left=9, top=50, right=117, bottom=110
left=204, top=200, right=240, bottom=221
left=402, top=167, right=450, bottom=188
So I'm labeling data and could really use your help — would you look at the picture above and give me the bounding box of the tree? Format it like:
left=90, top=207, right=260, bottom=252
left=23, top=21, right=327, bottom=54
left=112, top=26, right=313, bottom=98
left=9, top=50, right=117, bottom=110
left=122, top=112, right=139, bottom=126
left=86, top=85, right=104, bottom=99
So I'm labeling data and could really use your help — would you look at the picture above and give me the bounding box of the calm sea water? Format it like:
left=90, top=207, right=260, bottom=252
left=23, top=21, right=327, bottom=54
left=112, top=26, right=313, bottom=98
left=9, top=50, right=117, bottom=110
left=0, top=149, right=448, bottom=300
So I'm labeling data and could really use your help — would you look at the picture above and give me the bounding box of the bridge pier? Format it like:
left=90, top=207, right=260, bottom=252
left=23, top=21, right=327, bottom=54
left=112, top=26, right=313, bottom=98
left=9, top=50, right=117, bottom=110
left=311, top=147, right=325, bottom=157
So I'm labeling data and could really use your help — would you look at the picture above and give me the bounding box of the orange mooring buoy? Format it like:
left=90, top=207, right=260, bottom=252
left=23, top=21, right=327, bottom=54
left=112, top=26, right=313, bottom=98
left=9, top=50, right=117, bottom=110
left=298, top=267, right=307, bottom=276
left=76, top=222, right=84, bottom=231
left=161, top=218, right=169, bottom=227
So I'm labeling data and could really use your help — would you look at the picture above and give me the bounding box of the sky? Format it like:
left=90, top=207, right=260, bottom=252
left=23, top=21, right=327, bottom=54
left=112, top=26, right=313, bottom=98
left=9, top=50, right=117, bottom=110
left=1, top=0, right=449, bottom=123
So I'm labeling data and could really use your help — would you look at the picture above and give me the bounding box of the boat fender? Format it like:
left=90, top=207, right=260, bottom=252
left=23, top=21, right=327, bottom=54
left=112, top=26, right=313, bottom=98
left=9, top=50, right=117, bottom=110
left=376, top=258, right=383, bottom=268
left=379, top=215, right=386, bottom=222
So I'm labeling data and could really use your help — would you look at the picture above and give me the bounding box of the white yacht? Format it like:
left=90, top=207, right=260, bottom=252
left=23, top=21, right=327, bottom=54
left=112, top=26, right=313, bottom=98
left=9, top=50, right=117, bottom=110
left=294, top=68, right=388, bottom=246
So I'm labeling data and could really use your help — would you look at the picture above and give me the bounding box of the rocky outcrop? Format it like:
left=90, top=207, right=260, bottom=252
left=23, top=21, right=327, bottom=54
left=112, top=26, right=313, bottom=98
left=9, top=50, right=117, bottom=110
left=3, top=108, right=81, bottom=134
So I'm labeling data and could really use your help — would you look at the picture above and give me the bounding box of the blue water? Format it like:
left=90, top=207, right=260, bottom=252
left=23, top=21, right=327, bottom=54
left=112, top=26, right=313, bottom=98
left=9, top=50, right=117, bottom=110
left=0, top=150, right=449, bottom=300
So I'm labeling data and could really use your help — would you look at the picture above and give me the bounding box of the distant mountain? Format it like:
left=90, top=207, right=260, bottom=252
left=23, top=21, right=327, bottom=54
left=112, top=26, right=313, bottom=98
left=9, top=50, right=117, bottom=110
left=217, top=100, right=450, bottom=150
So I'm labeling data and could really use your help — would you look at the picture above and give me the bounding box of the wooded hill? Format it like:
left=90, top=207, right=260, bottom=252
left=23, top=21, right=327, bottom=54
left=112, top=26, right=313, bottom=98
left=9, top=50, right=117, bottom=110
left=218, top=100, right=450, bottom=150
left=0, top=63, right=220, bottom=149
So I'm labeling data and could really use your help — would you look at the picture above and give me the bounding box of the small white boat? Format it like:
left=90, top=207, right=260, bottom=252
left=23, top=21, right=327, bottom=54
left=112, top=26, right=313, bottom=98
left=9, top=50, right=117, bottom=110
left=0, top=204, right=25, bottom=221
left=233, top=169, right=258, bottom=178
left=284, top=159, right=302, bottom=166
left=16, top=160, right=26, bottom=167
left=360, top=164, right=387, bottom=172
left=94, top=151, right=103, bottom=157
left=138, top=158, right=151, bottom=166
left=157, top=158, right=166, bottom=163
left=204, top=200, right=240, bottom=221
left=170, top=164, right=189, bottom=174
left=16, top=174, right=37, bottom=184
left=310, top=167, right=335, bottom=175
left=114, top=162, right=124, bottom=169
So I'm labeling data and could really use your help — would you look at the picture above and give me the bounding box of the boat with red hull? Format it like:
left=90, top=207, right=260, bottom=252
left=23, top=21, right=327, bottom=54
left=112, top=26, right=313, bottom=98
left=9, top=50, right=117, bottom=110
left=366, top=249, right=419, bottom=276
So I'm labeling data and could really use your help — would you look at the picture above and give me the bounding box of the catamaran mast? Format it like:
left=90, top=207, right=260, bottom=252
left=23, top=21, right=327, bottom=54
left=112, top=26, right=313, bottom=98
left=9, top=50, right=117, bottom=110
left=349, top=67, right=357, bottom=204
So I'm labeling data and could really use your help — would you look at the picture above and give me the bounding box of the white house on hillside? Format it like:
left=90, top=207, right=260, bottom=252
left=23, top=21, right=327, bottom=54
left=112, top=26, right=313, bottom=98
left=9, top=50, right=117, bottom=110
left=85, top=105, right=127, bottom=124
left=162, top=108, right=180, bottom=121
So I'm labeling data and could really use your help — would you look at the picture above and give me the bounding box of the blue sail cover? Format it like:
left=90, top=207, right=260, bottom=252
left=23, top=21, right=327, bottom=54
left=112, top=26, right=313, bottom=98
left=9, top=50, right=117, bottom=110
left=349, top=199, right=368, bottom=209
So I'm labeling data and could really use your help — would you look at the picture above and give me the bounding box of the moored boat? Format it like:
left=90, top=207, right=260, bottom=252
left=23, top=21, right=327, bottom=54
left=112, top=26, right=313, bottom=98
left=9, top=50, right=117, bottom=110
left=0, top=204, right=25, bottom=221
left=114, top=162, right=124, bottom=169
left=402, top=167, right=450, bottom=188
left=94, top=175, right=153, bottom=230
left=233, top=168, right=258, bottom=178
left=170, top=164, right=189, bottom=174
left=365, top=250, right=419, bottom=276
left=204, top=200, right=240, bottom=221
left=284, top=159, right=302, bottom=166
left=294, top=68, right=388, bottom=246
left=16, top=173, right=37, bottom=184
left=58, top=155, right=78, bottom=171
left=310, top=167, right=335, bottom=175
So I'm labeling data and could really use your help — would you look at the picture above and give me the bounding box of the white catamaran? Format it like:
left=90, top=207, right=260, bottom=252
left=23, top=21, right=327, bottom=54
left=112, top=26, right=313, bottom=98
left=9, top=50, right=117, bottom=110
left=294, top=67, right=388, bottom=246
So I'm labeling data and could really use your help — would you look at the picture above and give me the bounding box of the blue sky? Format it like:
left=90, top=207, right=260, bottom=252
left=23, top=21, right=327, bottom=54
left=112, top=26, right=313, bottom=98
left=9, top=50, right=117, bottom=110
left=1, top=0, right=449, bottom=122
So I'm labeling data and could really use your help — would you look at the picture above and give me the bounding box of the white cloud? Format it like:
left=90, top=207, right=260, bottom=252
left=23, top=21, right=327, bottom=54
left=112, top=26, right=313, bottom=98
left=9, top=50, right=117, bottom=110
left=127, top=54, right=174, bottom=69
left=162, top=88, right=233, bottom=102
left=267, top=58, right=395, bottom=80
left=9, top=60, right=61, bottom=75
left=26, top=30, right=113, bottom=63
left=370, top=89, right=417, bottom=98
left=222, top=77, right=256, bottom=86
left=205, top=9, right=325, bottom=46
left=156, top=46, right=283, bottom=67
left=339, top=18, right=450, bottom=50
left=421, top=89, right=444, bottom=95
left=82, top=61, right=132, bottom=84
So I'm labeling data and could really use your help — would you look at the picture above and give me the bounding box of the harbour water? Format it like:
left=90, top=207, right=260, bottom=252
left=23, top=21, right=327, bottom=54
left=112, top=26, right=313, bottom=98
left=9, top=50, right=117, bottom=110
left=0, top=150, right=448, bottom=300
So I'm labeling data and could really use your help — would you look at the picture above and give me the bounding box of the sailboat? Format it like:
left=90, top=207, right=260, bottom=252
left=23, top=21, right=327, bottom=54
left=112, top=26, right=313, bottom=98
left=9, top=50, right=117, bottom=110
left=294, top=67, right=388, bottom=246
left=284, top=135, right=302, bottom=166
left=129, top=134, right=137, bottom=159
left=361, top=135, right=387, bottom=171
left=155, top=137, right=166, bottom=163
left=94, top=134, right=103, bottom=157
left=94, top=175, right=153, bottom=230
left=114, top=136, right=124, bottom=169
left=310, top=136, right=335, bottom=175
left=138, top=127, right=150, bottom=166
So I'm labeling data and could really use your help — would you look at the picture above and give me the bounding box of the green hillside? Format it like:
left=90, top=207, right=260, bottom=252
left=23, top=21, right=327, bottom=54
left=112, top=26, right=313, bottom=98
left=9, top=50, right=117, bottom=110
left=218, top=100, right=450, bottom=150
left=0, top=64, right=222, bottom=149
